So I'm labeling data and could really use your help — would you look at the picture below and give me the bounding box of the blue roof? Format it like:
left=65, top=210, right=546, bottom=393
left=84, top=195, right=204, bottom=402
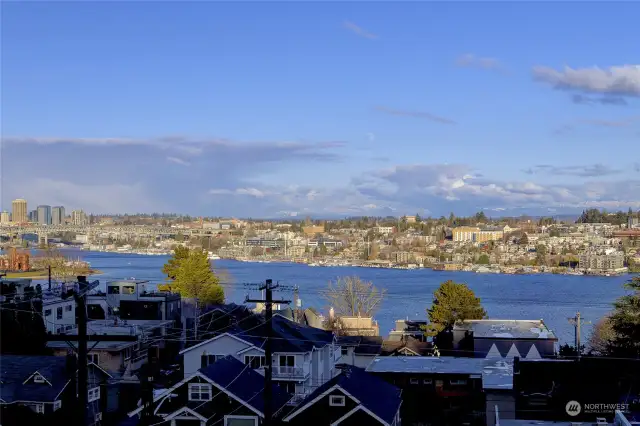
left=0, top=355, right=109, bottom=404
left=199, top=356, right=291, bottom=415
left=292, top=366, right=401, bottom=425
left=0, top=356, right=69, bottom=403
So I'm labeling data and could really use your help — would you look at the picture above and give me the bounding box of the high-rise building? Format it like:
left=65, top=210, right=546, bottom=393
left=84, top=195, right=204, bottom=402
left=0, top=211, right=10, bottom=224
left=29, top=210, right=38, bottom=223
left=37, top=205, right=52, bottom=225
left=71, top=209, right=87, bottom=226
left=52, top=206, right=66, bottom=225
left=11, top=199, right=28, bottom=224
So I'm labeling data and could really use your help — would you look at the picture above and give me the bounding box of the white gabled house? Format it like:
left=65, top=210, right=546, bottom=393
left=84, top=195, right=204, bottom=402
left=180, top=314, right=340, bottom=402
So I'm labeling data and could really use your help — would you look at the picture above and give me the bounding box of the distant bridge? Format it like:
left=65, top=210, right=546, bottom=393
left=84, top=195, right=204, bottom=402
left=0, top=225, right=224, bottom=241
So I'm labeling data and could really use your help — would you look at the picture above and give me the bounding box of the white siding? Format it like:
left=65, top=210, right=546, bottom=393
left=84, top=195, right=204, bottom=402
left=182, top=335, right=252, bottom=378
left=42, top=299, right=76, bottom=334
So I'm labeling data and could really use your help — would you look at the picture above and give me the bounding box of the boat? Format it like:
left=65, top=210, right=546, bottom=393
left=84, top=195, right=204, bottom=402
left=207, top=253, right=220, bottom=260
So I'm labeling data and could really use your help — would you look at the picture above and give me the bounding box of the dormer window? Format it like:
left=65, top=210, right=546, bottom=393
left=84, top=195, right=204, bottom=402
left=33, top=374, right=46, bottom=384
left=189, top=383, right=212, bottom=401
left=329, top=395, right=345, bottom=407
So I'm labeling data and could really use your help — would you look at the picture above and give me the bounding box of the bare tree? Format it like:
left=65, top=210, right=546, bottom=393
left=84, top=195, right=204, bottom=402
left=324, top=275, right=386, bottom=317
left=32, top=248, right=76, bottom=281
left=587, top=316, right=616, bottom=356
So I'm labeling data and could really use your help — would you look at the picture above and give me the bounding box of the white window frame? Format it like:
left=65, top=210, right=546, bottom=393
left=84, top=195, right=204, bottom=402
left=423, top=379, right=433, bottom=385
left=409, top=378, right=419, bottom=385
left=88, top=387, right=100, bottom=402
left=329, top=395, right=346, bottom=407
left=244, top=355, right=266, bottom=368
left=88, top=354, right=99, bottom=364
left=188, top=383, right=212, bottom=402
left=224, top=415, right=258, bottom=426
left=34, top=403, right=45, bottom=414
left=449, top=379, right=468, bottom=385
left=53, top=400, right=62, bottom=411
left=33, top=374, right=46, bottom=384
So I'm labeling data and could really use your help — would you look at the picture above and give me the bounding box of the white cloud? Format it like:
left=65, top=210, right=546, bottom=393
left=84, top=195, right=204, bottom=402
left=166, top=156, right=191, bottom=166
left=533, top=64, right=640, bottom=97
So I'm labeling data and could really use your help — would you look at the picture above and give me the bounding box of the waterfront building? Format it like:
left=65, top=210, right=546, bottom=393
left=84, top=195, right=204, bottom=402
left=391, top=251, right=412, bottom=263
left=452, top=226, right=504, bottom=242
left=11, top=198, right=27, bottom=223
left=71, top=209, right=87, bottom=225
left=0, top=211, right=9, bottom=223
left=578, top=253, right=625, bottom=271
left=0, top=247, right=30, bottom=271
left=37, top=205, right=52, bottom=225
left=51, top=206, right=65, bottom=225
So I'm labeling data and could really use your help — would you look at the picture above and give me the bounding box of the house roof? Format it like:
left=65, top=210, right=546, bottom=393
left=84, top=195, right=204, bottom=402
left=284, top=366, right=401, bottom=425
left=0, top=355, right=109, bottom=404
left=381, top=336, right=432, bottom=356
left=199, top=356, right=290, bottom=415
left=453, top=319, right=557, bottom=340
left=338, top=336, right=383, bottom=355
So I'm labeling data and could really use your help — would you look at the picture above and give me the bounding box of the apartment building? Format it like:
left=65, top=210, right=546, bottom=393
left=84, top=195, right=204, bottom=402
left=452, top=226, right=504, bottom=242
left=579, top=253, right=625, bottom=271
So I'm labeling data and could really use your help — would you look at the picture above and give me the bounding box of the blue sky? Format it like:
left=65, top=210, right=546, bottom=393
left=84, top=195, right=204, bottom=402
left=1, top=2, right=639, bottom=218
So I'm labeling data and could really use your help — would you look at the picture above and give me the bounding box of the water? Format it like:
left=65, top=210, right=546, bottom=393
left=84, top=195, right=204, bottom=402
left=54, top=249, right=632, bottom=344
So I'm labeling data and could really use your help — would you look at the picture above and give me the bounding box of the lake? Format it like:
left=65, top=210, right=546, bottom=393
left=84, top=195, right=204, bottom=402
left=50, top=249, right=633, bottom=344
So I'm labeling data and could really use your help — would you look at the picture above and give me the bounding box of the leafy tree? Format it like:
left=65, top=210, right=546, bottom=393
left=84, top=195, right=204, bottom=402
left=161, top=247, right=224, bottom=306
left=519, top=233, right=529, bottom=245
left=587, top=317, right=616, bottom=356
left=476, top=254, right=490, bottom=265
left=324, top=276, right=386, bottom=317
left=559, top=343, right=585, bottom=357
left=607, top=276, right=640, bottom=357
left=426, top=280, right=487, bottom=335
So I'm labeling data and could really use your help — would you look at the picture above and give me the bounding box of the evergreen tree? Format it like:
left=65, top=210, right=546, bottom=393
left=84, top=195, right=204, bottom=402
left=426, top=280, right=487, bottom=336
left=607, top=276, right=640, bottom=357
left=161, top=247, right=224, bottom=305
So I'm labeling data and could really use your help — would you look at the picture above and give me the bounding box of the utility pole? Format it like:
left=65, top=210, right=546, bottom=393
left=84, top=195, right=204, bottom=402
left=48, top=265, right=52, bottom=291
left=46, top=276, right=137, bottom=426
left=246, top=279, right=291, bottom=426
left=567, top=311, right=590, bottom=360
left=194, top=298, right=199, bottom=341
left=140, top=347, right=156, bottom=426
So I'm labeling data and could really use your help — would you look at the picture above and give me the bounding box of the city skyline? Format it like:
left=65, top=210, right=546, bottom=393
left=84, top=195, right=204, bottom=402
left=2, top=2, right=639, bottom=218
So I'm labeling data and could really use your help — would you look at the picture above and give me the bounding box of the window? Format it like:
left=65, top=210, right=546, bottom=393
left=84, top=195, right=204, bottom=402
left=341, top=346, right=349, bottom=356
left=107, top=286, right=120, bottom=294
left=88, top=387, right=100, bottom=402
left=53, top=401, right=62, bottom=411
left=278, top=381, right=295, bottom=394
left=188, top=383, right=212, bottom=401
left=224, top=415, right=258, bottom=426
left=44, top=309, right=52, bottom=316
left=329, top=395, right=346, bottom=407
left=65, top=305, right=72, bottom=312
left=33, top=374, right=46, bottom=383
left=244, top=355, right=266, bottom=369
left=449, top=379, right=467, bottom=386
left=33, top=404, right=45, bottom=414
left=57, top=307, right=63, bottom=320
left=409, top=378, right=419, bottom=385
left=279, top=355, right=295, bottom=367
left=201, top=354, right=223, bottom=368
left=423, top=379, right=433, bottom=385
left=123, top=286, right=135, bottom=294
left=88, top=354, right=99, bottom=364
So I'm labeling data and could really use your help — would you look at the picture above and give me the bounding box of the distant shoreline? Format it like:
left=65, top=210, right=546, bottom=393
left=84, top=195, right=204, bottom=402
left=4, top=269, right=103, bottom=280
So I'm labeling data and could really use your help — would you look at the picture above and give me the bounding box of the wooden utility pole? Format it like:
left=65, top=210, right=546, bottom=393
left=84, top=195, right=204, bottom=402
left=246, top=279, right=291, bottom=426
left=48, top=265, right=52, bottom=290
left=567, top=311, right=590, bottom=360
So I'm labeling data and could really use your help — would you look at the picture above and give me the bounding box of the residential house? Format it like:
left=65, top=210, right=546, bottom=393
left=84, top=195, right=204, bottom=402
left=452, top=319, right=558, bottom=359
left=47, top=319, right=172, bottom=377
left=282, top=365, right=402, bottom=426
left=127, top=356, right=291, bottom=426
left=388, top=319, right=428, bottom=342
left=42, top=296, right=76, bottom=334
left=0, top=355, right=111, bottom=426
left=338, top=316, right=380, bottom=336
left=366, top=356, right=513, bottom=426
left=179, top=315, right=338, bottom=402
left=337, top=336, right=383, bottom=368
left=381, top=336, right=433, bottom=357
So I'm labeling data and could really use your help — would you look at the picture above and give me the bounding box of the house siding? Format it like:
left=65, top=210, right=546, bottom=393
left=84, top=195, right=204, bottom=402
left=182, top=336, right=252, bottom=378
left=286, top=389, right=358, bottom=425
left=339, top=408, right=387, bottom=426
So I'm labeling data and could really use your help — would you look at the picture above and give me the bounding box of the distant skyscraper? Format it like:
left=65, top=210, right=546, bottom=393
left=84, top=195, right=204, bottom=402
left=29, top=210, right=38, bottom=223
left=37, top=205, right=52, bottom=225
left=0, top=211, right=10, bottom=224
left=52, top=206, right=66, bottom=225
left=11, top=199, right=27, bottom=223
left=71, top=209, right=87, bottom=226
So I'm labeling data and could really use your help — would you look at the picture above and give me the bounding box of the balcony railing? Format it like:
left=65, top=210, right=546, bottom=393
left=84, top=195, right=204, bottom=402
left=272, top=366, right=307, bottom=378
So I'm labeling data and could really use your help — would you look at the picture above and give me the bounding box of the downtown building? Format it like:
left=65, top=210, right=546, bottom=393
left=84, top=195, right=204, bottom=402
left=52, top=206, right=65, bottom=225
left=11, top=198, right=27, bottom=224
